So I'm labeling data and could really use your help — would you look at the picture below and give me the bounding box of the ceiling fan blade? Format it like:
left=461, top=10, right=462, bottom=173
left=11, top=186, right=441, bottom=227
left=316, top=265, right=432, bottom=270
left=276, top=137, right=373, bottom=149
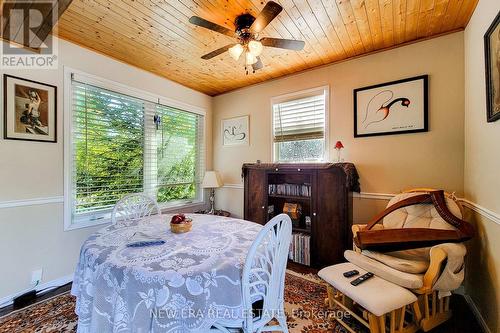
left=252, top=57, right=264, bottom=71
left=189, top=16, right=235, bottom=38
left=260, top=37, right=305, bottom=51
left=250, top=1, right=283, bottom=34
left=201, top=44, right=237, bottom=60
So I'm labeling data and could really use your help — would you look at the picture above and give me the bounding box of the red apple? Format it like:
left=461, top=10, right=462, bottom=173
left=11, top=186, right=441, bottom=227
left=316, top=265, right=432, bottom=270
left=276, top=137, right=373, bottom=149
left=170, top=214, right=185, bottom=224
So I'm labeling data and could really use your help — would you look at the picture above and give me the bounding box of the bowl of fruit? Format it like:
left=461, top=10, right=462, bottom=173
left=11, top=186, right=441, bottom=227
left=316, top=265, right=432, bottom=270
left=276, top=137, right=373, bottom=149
left=170, top=214, right=193, bottom=233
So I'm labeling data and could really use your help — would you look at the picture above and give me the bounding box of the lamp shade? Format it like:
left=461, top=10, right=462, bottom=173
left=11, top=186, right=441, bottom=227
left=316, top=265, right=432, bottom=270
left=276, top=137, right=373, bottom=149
left=334, top=141, right=344, bottom=149
left=202, top=171, right=223, bottom=188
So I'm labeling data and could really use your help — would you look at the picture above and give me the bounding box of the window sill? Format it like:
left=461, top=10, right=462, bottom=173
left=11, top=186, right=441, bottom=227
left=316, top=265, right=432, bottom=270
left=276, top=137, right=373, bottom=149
left=159, top=200, right=207, bottom=214
left=64, top=217, right=110, bottom=232
left=273, top=160, right=327, bottom=163
left=64, top=200, right=207, bottom=231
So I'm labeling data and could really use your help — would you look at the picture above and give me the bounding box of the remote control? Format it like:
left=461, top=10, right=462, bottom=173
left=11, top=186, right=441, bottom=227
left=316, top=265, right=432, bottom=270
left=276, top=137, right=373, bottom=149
left=343, top=270, right=359, bottom=278
left=350, top=272, right=374, bottom=286
left=127, top=240, right=165, bottom=248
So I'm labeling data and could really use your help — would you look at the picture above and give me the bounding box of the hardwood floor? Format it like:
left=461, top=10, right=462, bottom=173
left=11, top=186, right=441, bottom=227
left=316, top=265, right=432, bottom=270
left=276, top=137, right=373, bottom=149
left=286, top=261, right=485, bottom=333
left=0, top=267, right=485, bottom=333
left=427, top=296, right=484, bottom=333
left=0, top=283, right=72, bottom=318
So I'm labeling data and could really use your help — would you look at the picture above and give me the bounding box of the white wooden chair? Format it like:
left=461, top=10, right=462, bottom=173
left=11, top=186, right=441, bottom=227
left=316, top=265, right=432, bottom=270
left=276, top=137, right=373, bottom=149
left=111, top=193, right=161, bottom=226
left=212, top=213, right=293, bottom=333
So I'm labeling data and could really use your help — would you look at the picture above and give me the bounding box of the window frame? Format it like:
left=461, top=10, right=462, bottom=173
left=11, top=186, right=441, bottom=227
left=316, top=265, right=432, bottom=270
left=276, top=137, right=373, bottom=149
left=270, top=85, right=330, bottom=163
left=63, top=67, right=207, bottom=231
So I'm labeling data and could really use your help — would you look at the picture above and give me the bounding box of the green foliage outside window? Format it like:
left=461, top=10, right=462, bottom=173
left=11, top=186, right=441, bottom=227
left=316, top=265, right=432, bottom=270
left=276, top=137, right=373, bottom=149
left=73, top=83, right=201, bottom=214
left=155, top=105, right=199, bottom=203
left=275, top=139, right=324, bottom=162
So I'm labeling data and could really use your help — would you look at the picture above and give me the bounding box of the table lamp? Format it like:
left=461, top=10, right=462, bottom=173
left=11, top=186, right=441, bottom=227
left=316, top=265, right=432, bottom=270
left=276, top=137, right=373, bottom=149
left=202, top=171, right=223, bottom=214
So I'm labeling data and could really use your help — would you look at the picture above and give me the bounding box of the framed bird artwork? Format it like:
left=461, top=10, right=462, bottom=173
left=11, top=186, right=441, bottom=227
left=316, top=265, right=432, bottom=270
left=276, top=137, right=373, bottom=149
left=354, top=75, right=428, bottom=138
left=222, top=115, right=249, bottom=146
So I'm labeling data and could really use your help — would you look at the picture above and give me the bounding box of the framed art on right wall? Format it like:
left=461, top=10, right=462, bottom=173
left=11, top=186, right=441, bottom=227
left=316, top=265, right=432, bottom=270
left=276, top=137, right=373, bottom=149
left=354, top=75, right=428, bottom=138
left=484, top=11, right=500, bottom=123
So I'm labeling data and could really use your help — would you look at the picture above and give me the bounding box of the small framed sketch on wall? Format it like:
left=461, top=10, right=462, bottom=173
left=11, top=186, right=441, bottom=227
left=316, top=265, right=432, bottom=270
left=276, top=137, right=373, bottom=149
left=354, top=75, right=428, bottom=138
left=484, top=11, right=500, bottom=122
left=222, top=115, right=249, bottom=146
left=3, top=74, right=57, bottom=142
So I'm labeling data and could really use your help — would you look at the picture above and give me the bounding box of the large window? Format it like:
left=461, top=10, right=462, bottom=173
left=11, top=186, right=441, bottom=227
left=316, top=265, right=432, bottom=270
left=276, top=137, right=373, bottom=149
left=66, top=72, right=204, bottom=228
left=272, top=87, right=328, bottom=162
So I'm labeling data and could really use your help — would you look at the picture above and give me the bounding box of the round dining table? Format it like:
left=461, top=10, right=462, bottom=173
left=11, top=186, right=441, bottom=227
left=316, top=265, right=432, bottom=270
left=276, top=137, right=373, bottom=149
left=71, top=213, right=262, bottom=333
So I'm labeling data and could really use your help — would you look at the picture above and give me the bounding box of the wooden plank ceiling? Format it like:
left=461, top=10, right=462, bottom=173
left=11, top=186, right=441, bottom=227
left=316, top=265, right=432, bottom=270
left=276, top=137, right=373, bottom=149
left=54, top=0, right=477, bottom=96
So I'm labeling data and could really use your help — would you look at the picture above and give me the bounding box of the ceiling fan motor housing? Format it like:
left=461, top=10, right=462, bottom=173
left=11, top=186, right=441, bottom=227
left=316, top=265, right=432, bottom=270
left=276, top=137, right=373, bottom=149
left=235, top=14, right=256, bottom=40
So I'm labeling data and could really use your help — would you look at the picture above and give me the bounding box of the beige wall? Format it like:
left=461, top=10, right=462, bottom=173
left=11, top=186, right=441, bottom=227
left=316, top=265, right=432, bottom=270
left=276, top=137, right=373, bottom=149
left=464, top=208, right=500, bottom=333
left=0, top=38, right=212, bottom=300
left=464, top=0, right=500, bottom=214
left=213, top=32, right=465, bottom=220
left=464, top=0, right=500, bottom=332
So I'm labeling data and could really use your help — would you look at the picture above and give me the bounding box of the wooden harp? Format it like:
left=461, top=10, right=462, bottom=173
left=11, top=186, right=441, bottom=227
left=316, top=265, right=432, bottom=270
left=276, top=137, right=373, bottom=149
left=353, top=190, right=475, bottom=252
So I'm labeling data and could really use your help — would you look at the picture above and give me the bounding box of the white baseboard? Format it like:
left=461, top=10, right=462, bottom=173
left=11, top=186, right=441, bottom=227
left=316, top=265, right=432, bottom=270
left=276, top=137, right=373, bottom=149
left=464, top=294, right=492, bottom=333
left=0, top=274, right=73, bottom=308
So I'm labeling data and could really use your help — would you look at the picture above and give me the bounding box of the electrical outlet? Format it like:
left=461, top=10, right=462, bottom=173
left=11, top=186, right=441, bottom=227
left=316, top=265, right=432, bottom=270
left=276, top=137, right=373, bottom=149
left=31, top=269, right=43, bottom=285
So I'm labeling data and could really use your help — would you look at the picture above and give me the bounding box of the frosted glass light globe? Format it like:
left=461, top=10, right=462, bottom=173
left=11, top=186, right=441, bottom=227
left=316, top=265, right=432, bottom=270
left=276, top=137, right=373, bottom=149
left=228, top=44, right=244, bottom=60
left=248, top=40, right=263, bottom=57
left=245, top=52, right=258, bottom=65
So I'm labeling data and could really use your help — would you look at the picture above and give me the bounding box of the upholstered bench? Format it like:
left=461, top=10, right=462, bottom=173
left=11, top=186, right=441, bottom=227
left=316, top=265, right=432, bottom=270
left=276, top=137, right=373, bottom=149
left=318, top=263, right=421, bottom=333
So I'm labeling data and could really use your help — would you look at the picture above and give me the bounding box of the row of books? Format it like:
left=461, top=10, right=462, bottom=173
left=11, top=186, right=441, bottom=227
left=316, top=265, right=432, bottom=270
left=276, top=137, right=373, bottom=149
left=269, top=183, right=312, bottom=197
left=289, top=233, right=310, bottom=266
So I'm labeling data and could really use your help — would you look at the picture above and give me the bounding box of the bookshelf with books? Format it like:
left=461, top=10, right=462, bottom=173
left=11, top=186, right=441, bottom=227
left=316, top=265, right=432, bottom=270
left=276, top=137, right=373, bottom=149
left=289, top=233, right=311, bottom=266
left=242, top=163, right=356, bottom=268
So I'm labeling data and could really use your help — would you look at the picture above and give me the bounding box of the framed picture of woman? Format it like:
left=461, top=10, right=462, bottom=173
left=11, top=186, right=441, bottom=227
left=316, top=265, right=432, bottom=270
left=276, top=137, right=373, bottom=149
left=3, top=74, right=57, bottom=142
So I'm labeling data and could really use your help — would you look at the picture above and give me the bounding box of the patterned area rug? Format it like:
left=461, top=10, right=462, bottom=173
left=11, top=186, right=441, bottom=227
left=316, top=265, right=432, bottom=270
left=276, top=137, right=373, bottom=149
left=0, top=271, right=358, bottom=333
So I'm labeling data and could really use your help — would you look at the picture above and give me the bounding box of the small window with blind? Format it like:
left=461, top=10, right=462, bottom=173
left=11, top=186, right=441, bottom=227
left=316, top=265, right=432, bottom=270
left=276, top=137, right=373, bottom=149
left=65, top=71, right=205, bottom=229
left=272, top=87, right=328, bottom=162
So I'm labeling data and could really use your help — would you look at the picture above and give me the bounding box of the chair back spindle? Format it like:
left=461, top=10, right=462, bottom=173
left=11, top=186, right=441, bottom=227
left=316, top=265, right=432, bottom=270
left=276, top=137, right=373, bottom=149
left=241, top=213, right=292, bottom=332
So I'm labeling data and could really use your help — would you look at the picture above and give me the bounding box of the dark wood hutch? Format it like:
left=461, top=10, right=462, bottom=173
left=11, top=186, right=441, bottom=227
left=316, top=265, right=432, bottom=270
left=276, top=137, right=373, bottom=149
left=242, top=163, right=358, bottom=268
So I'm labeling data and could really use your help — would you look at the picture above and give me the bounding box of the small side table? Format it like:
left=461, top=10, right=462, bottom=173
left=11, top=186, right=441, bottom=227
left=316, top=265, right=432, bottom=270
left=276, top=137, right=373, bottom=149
left=195, top=209, right=231, bottom=217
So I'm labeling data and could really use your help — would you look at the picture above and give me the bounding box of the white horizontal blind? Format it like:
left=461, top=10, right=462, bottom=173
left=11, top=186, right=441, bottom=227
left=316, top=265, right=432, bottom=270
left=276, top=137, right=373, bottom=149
left=273, top=93, right=326, bottom=143
left=72, top=81, right=145, bottom=214
left=71, top=77, right=204, bottom=220
left=144, top=103, right=204, bottom=205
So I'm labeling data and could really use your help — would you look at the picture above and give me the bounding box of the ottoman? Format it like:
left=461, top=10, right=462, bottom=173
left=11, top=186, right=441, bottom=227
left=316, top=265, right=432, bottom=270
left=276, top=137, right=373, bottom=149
left=318, top=263, right=421, bottom=333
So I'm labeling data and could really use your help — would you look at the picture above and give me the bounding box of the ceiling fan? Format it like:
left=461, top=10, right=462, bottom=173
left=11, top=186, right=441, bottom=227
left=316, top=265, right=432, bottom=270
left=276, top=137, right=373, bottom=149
left=189, top=1, right=305, bottom=74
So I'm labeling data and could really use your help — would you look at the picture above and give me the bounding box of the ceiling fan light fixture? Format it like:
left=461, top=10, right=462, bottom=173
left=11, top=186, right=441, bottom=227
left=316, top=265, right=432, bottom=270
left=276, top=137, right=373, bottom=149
left=190, top=1, right=304, bottom=74
left=228, top=44, right=244, bottom=60
left=248, top=40, right=263, bottom=56
left=245, top=52, right=258, bottom=65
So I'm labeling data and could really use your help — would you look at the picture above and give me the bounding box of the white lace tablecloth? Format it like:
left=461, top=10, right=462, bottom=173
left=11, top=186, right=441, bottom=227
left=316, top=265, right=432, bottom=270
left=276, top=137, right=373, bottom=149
left=71, top=214, right=262, bottom=333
